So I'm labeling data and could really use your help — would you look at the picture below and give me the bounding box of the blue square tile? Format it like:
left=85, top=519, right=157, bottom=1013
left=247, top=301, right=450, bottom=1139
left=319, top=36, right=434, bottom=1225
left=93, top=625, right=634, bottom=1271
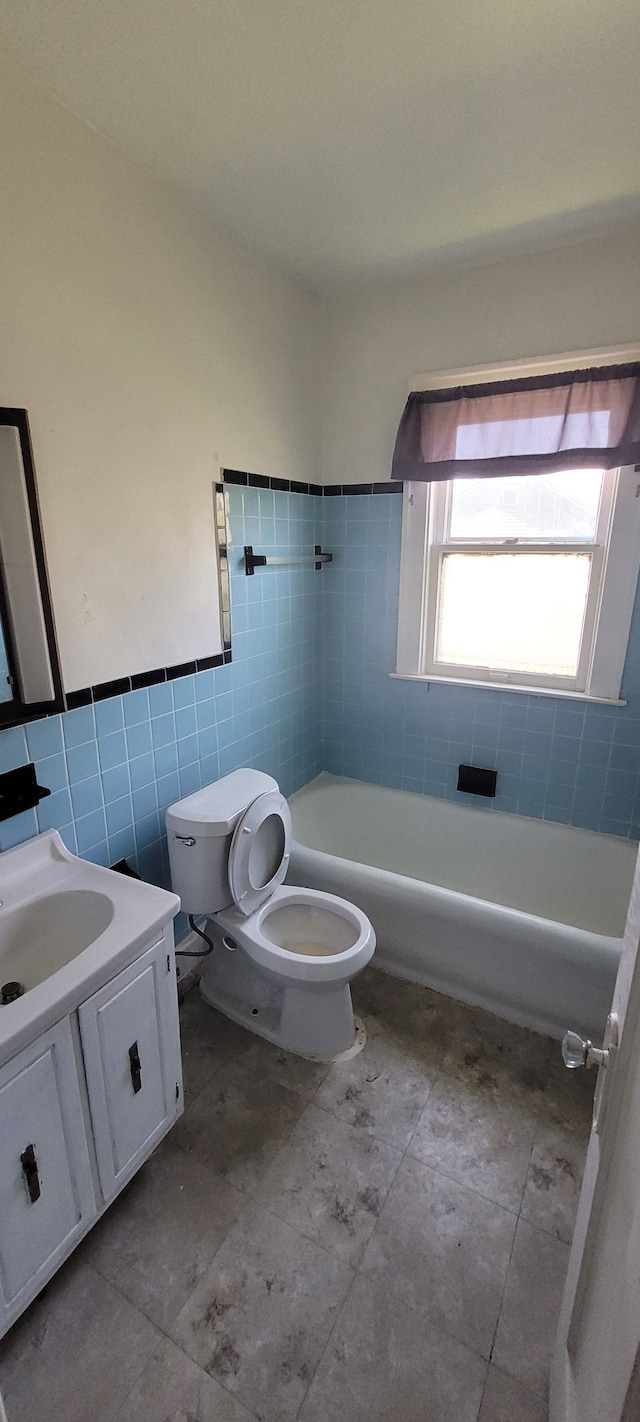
left=179, top=762, right=201, bottom=796
left=123, top=688, right=149, bottom=726
left=62, top=705, right=95, bottom=748
left=129, top=752, right=155, bottom=790
left=37, top=787, right=72, bottom=832
left=66, top=741, right=100, bottom=784
left=198, top=725, right=218, bottom=759
left=82, top=841, right=111, bottom=867
left=135, top=810, right=161, bottom=849
left=0, top=726, right=28, bottom=772
left=151, top=714, right=175, bottom=749
left=175, top=704, right=197, bottom=739
left=132, top=782, right=158, bottom=819
left=71, top=776, right=104, bottom=819
left=149, top=681, right=173, bottom=716
left=75, top=807, right=107, bottom=852
left=26, top=716, right=63, bottom=760
left=195, top=670, right=215, bottom=701
left=105, top=795, right=133, bottom=836
left=101, top=762, right=131, bottom=802
left=0, top=807, right=38, bottom=850
left=94, top=696, right=125, bottom=738
left=57, top=822, right=78, bottom=854
left=196, top=699, right=217, bottom=732
left=154, top=742, right=178, bottom=779
left=126, top=720, right=153, bottom=759
left=156, top=771, right=180, bottom=809
left=172, top=675, right=195, bottom=709
left=177, top=734, right=198, bottom=768
left=35, top=752, right=68, bottom=794
left=98, top=730, right=128, bottom=771
left=108, top=826, right=137, bottom=862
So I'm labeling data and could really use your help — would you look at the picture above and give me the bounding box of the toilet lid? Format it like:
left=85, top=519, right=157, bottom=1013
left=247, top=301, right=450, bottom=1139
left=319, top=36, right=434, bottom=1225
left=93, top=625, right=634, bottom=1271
left=228, top=790, right=292, bottom=915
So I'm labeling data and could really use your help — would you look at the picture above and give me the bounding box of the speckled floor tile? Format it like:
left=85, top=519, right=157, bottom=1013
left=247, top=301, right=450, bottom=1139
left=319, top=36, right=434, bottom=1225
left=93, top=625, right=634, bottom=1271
left=169, top=1204, right=353, bottom=1422
left=313, top=1030, right=435, bottom=1149
left=361, top=1153, right=517, bottom=1358
left=520, top=1116, right=588, bottom=1242
left=298, top=1271, right=487, bottom=1422
left=170, top=1055, right=307, bottom=1193
left=408, top=1070, right=539, bottom=1212
left=82, top=1135, right=243, bottom=1330
left=492, top=1216, right=570, bottom=1399
left=541, top=1055, right=595, bottom=1137
left=179, top=990, right=253, bottom=1106
left=479, top=1365, right=547, bottom=1422
left=0, top=1255, right=161, bottom=1422
left=237, top=1035, right=331, bottom=1100
left=440, top=1004, right=554, bottom=1104
left=351, top=967, right=465, bottom=1071
left=256, top=1102, right=402, bottom=1266
left=113, top=1335, right=258, bottom=1421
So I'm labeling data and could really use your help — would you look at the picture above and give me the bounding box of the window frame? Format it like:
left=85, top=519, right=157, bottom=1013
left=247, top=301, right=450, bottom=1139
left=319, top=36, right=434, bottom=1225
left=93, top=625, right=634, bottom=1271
left=395, top=463, right=640, bottom=703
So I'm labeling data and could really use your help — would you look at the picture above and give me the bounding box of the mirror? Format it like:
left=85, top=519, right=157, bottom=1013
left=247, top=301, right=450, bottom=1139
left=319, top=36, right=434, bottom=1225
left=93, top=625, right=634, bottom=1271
left=0, top=407, right=227, bottom=728
left=0, top=412, right=64, bottom=727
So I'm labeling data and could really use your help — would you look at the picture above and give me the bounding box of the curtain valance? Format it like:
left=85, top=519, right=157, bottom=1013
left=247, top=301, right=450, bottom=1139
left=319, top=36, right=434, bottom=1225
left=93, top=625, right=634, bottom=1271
left=391, top=363, right=640, bottom=482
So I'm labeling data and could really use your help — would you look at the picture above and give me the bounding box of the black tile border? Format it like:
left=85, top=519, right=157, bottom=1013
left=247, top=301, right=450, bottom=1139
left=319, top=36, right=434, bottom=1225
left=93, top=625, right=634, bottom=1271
left=222, top=469, right=400, bottom=497
left=64, top=648, right=232, bottom=710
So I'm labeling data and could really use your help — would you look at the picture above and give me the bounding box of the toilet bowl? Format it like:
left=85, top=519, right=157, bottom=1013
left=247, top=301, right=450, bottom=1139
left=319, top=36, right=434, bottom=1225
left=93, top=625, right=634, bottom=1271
left=166, top=771, right=375, bottom=1058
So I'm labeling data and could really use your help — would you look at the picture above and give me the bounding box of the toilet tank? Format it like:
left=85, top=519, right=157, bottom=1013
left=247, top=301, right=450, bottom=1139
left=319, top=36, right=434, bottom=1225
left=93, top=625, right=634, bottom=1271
left=166, top=770, right=279, bottom=914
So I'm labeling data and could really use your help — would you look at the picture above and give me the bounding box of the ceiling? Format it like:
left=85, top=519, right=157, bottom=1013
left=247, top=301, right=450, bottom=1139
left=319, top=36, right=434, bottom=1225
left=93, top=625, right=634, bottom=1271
left=0, top=0, right=639, bottom=291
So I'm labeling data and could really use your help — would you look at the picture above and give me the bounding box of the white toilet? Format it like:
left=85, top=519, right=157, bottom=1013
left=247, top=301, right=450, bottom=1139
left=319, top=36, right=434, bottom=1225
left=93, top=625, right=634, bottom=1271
left=166, top=770, right=375, bottom=1058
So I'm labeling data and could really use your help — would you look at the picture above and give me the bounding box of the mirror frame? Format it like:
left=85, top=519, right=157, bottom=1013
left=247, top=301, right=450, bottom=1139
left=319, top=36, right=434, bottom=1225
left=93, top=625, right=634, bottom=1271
left=0, top=408, right=65, bottom=729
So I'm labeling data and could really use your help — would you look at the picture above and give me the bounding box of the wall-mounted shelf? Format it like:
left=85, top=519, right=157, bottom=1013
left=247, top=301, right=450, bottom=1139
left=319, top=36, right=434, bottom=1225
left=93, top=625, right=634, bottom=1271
left=244, top=545, right=333, bottom=576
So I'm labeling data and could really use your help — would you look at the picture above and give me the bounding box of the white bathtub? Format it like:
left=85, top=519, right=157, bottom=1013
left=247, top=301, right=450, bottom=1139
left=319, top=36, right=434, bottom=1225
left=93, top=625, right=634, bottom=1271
left=287, top=774, right=638, bottom=1040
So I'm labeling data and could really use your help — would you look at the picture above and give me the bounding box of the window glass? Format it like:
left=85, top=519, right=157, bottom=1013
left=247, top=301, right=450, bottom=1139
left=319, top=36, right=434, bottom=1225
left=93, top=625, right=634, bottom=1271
left=435, top=551, right=592, bottom=677
left=448, top=469, right=604, bottom=542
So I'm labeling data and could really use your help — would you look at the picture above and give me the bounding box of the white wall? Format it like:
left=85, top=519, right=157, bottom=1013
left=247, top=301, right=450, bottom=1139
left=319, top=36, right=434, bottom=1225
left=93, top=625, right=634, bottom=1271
left=0, top=56, right=320, bottom=691
left=321, top=227, right=640, bottom=485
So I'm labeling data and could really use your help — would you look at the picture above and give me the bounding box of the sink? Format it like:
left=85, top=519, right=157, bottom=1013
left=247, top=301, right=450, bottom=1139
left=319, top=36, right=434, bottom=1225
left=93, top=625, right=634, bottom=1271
left=0, top=829, right=180, bottom=1067
left=0, top=889, right=115, bottom=995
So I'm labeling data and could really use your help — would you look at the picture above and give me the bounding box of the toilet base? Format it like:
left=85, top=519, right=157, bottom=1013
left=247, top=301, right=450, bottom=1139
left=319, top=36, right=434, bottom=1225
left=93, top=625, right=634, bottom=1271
left=198, top=934, right=360, bottom=1059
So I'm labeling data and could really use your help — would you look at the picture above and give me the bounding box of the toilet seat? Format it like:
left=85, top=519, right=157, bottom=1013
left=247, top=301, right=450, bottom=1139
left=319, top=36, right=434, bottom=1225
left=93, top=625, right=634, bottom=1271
left=214, top=884, right=376, bottom=983
left=228, top=790, right=292, bottom=915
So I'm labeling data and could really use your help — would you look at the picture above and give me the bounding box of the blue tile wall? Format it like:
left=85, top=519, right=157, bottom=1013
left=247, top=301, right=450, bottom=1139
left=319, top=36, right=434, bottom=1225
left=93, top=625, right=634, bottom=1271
left=0, top=486, right=323, bottom=937
left=2, top=477, right=640, bottom=930
left=321, top=492, right=640, bottom=840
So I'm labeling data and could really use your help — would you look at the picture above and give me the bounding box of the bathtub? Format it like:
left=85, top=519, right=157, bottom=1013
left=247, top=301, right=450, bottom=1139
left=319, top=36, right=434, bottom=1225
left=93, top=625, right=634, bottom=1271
left=287, top=774, right=638, bottom=1040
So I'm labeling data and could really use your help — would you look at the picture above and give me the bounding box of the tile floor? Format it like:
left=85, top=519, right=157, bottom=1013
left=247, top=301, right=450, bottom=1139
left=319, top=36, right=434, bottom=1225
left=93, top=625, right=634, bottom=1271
left=0, top=967, right=595, bottom=1422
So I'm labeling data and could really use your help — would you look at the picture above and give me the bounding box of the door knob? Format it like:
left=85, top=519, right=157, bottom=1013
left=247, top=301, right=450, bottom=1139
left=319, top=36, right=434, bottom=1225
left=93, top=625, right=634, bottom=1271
left=562, top=1030, right=609, bottom=1071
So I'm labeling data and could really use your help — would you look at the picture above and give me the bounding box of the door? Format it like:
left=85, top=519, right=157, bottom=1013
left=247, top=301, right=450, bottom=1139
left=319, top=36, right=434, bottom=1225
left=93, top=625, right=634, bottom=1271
left=0, top=1018, right=95, bottom=1332
left=78, top=937, right=182, bottom=1201
left=550, top=847, right=640, bottom=1421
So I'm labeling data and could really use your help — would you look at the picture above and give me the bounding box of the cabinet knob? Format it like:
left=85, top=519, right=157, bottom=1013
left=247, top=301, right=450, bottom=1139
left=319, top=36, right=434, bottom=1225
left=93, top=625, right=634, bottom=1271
left=128, top=1041, right=142, bottom=1094
left=20, top=1143, right=41, bottom=1203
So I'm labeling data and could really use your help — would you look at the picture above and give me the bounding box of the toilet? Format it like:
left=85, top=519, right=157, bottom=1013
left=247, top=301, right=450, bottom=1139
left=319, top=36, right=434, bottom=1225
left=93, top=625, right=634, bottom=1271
left=166, top=770, right=375, bottom=1058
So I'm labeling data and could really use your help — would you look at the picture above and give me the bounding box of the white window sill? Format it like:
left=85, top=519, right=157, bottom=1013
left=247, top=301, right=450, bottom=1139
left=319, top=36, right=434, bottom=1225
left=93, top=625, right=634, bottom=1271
left=389, top=671, right=626, bottom=706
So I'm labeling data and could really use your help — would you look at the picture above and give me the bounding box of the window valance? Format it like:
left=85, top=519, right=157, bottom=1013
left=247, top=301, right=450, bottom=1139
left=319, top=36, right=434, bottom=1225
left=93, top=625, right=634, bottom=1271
left=391, top=363, right=640, bottom=482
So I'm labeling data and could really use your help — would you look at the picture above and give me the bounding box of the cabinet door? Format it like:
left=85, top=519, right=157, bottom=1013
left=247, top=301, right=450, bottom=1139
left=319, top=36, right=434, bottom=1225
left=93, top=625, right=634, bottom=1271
left=0, top=1019, right=95, bottom=1320
left=79, top=938, right=181, bottom=1201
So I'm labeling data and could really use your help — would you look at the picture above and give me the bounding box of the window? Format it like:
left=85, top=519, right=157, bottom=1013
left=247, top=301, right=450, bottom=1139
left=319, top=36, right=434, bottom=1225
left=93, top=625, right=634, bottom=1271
left=396, top=463, right=640, bottom=701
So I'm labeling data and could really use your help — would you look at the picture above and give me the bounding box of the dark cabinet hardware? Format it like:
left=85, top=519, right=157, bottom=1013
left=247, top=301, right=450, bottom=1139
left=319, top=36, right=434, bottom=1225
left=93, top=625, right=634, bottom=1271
left=0, top=764, right=51, bottom=824
left=128, top=1041, right=142, bottom=1093
left=20, top=1143, right=41, bottom=1203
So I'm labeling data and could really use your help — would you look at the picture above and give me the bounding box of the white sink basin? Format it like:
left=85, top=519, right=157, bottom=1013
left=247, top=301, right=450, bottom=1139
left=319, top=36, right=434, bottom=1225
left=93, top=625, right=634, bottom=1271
left=0, top=830, right=180, bottom=1067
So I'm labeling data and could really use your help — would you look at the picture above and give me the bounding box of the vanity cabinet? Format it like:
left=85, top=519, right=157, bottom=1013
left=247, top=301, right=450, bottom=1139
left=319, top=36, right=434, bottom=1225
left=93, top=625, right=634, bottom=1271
left=79, top=940, right=181, bottom=1201
left=0, top=1019, right=96, bottom=1317
left=0, top=931, right=182, bottom=1339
